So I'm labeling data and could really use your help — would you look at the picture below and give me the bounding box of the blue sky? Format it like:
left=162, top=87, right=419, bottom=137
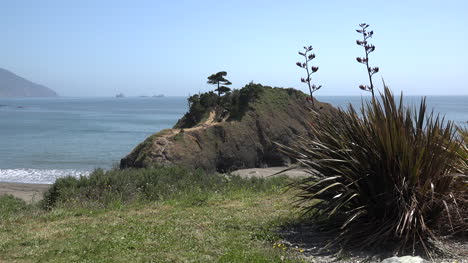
left=1, top=0, right=467, bottom=96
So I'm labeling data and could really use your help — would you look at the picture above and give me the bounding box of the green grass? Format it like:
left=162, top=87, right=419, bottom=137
left=0, top=167, right=303, bottom=262
left=0, top=195, right=33, bottom=220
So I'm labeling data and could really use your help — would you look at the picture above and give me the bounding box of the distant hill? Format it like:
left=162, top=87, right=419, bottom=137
left=0, top=68, right=58, bottom=97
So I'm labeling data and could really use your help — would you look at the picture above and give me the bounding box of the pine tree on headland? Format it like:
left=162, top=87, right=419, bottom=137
left=296, top=46, right=321, bottom=109
left=356, top=23, right=379, bottom=97
left=207, top=71, right=232, bottom=97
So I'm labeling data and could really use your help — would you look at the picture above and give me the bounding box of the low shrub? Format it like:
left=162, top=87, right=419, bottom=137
left=42, top=165, right=288, bottom=209
left=282, top=86, right=468, bottom=256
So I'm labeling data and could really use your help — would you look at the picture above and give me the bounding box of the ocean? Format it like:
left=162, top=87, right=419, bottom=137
left=0, top=95, right=467, bottom=184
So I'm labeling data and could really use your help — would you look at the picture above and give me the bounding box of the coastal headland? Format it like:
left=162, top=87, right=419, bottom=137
left=121, top=83, right=335, bottom=172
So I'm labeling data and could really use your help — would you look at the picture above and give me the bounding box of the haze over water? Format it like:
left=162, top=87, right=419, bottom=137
left=0, top=95, right=466, bottom=184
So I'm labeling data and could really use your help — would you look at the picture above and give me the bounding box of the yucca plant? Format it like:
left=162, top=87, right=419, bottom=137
left=456, top=127, right=468, bottom=203
left=458, top=127, right=468, bottom=170
left=281, top=86, right=467, bottom=257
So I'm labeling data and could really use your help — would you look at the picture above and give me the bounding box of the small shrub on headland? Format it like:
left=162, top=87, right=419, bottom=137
left=281, top=86, right=468, bottom=257
left=174, top=82, right=266, bottom=128
left=42, top=165, right=288, bottom=209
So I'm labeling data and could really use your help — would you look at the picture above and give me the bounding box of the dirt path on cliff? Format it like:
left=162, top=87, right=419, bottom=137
left=183, top=110, right=217, bottom=131
left=165, top=110, right=221, bottom=138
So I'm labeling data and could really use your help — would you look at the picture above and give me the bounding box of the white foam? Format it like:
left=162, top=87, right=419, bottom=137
left=0, top=169, right=91, bottom=184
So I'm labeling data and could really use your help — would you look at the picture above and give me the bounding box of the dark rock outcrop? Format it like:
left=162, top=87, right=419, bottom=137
left=121, top=84, right=335, bottom=172
left=0, top=68, right=58, bottom=97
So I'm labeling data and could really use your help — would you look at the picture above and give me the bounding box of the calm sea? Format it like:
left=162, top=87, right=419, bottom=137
left=0, top=95, right=467, bottom=183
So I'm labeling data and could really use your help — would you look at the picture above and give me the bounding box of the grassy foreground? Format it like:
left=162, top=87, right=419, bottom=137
left=0, top=167, right=301, bottom=262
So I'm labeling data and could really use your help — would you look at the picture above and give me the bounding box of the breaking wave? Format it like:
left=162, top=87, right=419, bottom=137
left=0, top=169, right=91, bottom=184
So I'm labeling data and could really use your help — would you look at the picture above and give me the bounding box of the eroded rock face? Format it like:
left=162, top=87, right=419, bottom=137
left=120, top=85, right=335, bottom=172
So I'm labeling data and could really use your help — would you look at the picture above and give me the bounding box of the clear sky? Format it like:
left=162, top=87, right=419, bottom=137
left=1, top=0, right=467, bottom=96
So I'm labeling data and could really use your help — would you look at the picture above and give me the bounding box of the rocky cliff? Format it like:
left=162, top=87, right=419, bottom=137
left=120, top=83, right=334, bottom=172
left=0, top=68, right=57, bottom=97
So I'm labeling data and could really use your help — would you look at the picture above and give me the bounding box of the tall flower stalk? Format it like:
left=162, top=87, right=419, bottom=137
left=296, top=46, right=321, bottom=108
left=356, top=23, right=379, bottom=97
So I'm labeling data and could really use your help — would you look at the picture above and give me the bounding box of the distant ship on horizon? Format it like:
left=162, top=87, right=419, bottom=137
left=153, top=94, right=164, bottom=98
left=116, top=93, right=125, bottom=98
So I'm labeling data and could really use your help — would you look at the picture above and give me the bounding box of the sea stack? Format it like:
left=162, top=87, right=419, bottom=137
left=121, top=83, right=335, bottom=172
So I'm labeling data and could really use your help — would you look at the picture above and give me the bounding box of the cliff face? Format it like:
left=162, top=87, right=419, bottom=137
left=120, top=84, right=334, bottom=172
left=0, top=68, right=58, bottom=97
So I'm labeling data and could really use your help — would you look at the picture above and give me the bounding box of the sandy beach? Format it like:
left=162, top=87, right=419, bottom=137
left=230, top=167, right=309, bottom=178
left=0, top=182, right=50, bottom=203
